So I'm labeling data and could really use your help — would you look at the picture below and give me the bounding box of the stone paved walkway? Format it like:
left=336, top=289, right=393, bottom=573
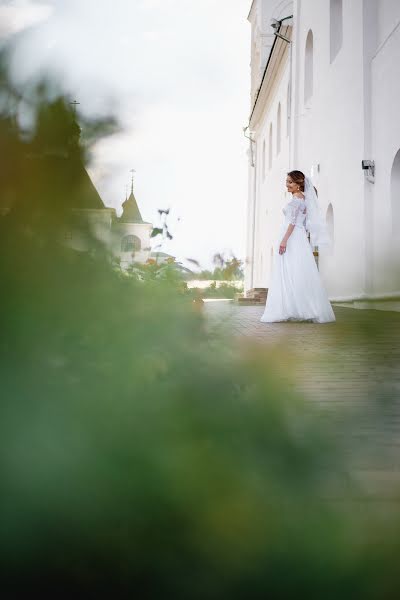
left=203, top=301, right=400, bottom=499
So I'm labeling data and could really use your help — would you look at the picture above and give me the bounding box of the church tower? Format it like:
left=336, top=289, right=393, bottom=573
left=112, top=172, right=153, bottom=269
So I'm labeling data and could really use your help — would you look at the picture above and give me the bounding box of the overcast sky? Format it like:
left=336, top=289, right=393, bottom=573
left=1, top=0, right=251, bottom=270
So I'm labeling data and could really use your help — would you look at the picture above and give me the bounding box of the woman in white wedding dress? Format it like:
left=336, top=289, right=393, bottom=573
left=260, top=170, right=336, bottom=324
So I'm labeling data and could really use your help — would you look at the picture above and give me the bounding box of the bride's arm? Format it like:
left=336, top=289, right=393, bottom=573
left=279, top=224, right=295, bottom=254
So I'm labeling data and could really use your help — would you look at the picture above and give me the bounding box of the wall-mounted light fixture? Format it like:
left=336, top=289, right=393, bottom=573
left=361, top=159, right=375, bottom=183
left=270, top=16, right=292, bottom=43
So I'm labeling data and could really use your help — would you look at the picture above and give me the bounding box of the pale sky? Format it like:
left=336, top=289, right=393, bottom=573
left=1, top=0, right=251, bottom=270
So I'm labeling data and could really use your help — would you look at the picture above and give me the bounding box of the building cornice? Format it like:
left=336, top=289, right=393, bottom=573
left=247, top=0, right=256, bottom=21
left=249, top=24, right=292, bottom=128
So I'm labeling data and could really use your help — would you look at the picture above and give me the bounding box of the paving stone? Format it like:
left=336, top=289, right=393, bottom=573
left=203, top=301, right=400, bottom=498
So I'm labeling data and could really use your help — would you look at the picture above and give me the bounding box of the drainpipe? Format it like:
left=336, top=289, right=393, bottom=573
left=244, top=126, right=257, bottom=290
left=251, top=143, right=257, bottom=289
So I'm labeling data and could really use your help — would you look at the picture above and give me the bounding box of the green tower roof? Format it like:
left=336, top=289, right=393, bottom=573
left=119, top=189, right=144, bottom=223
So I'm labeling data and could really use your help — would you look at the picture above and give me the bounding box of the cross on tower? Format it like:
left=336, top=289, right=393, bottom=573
left=130, top=169, right=136, bottom=194
left=69, top=100, right=80, bottom=116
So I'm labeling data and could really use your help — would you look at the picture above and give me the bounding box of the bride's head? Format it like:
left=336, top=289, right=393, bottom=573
left=286, top=170, right=319, bottom=197
left=286, top=170, right=305, bottom=194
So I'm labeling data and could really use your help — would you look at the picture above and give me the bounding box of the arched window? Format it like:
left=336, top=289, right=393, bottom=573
left=262, top=139, right=266, bottom=180
left=286, top=83, right=291, bottom=137
left=326, top=203, right=334, bottom=246
left=277, top=103, right=281, bottom=155
left=121, top=234, right=141, bottom=252
left=391, top=149, right=400, bottom=236
left=304, top=30, right=314, bottom=106
left=330, top=0, right=343, bottom=63
left=268, top=123, right=273, bottom=169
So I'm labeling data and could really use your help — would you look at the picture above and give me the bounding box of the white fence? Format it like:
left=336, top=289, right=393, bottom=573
left=186, top=280, right=244, bottom=289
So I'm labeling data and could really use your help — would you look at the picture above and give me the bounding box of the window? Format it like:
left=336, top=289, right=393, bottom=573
left=268, top=123, right=273, bottom=169
left=304, top=30, right=313, bottom=105
left=330, top=0, right=343, bottom=63
left=391, top=149, right=400, bottom=236
left=277, top=103, right=281, bottom=155
left=121, top=235, right=141, bottom=252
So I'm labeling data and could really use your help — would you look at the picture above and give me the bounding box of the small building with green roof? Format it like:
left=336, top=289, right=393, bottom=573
left=112, top=182, right=153, bottom=269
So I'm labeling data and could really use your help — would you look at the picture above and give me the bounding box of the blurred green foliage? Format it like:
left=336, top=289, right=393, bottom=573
left=124, top=257, right=189, bottom=292
left=194, top=252, right=245, bottom=281
left=1, top=52, right=400, bottom=598
left=187, top=281, right=244, bottom=300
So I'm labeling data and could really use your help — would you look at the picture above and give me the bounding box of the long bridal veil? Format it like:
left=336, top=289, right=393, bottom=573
left=304, top=176, right=331, bottom=248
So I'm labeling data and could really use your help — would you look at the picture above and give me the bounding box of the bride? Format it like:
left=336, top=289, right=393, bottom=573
left=260, top=170, right=336, bottom=324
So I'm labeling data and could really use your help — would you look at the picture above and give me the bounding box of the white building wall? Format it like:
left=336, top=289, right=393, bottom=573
left=244, top=148, right=256, bottom=291
left=245, top=0, right=400, bottom=303
left=377, top=0, right=400, bottom=45
left=294, top=0, right=366, bottom=299
left=253, top=70, right=291, bottom=289
left=371, top=3, right=400, bottom=296
left=248, top=0, right=293, bottom=104
left=246, top=0, right=293, bottom=292
left=112, top=222, right=152, bottom=269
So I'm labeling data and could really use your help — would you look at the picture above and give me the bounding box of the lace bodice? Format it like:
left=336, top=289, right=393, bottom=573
left=283, top=197, right=307, bottom=227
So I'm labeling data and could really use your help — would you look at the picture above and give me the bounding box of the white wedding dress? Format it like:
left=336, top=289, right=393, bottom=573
left=260, top=197, right=336, bottom=323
